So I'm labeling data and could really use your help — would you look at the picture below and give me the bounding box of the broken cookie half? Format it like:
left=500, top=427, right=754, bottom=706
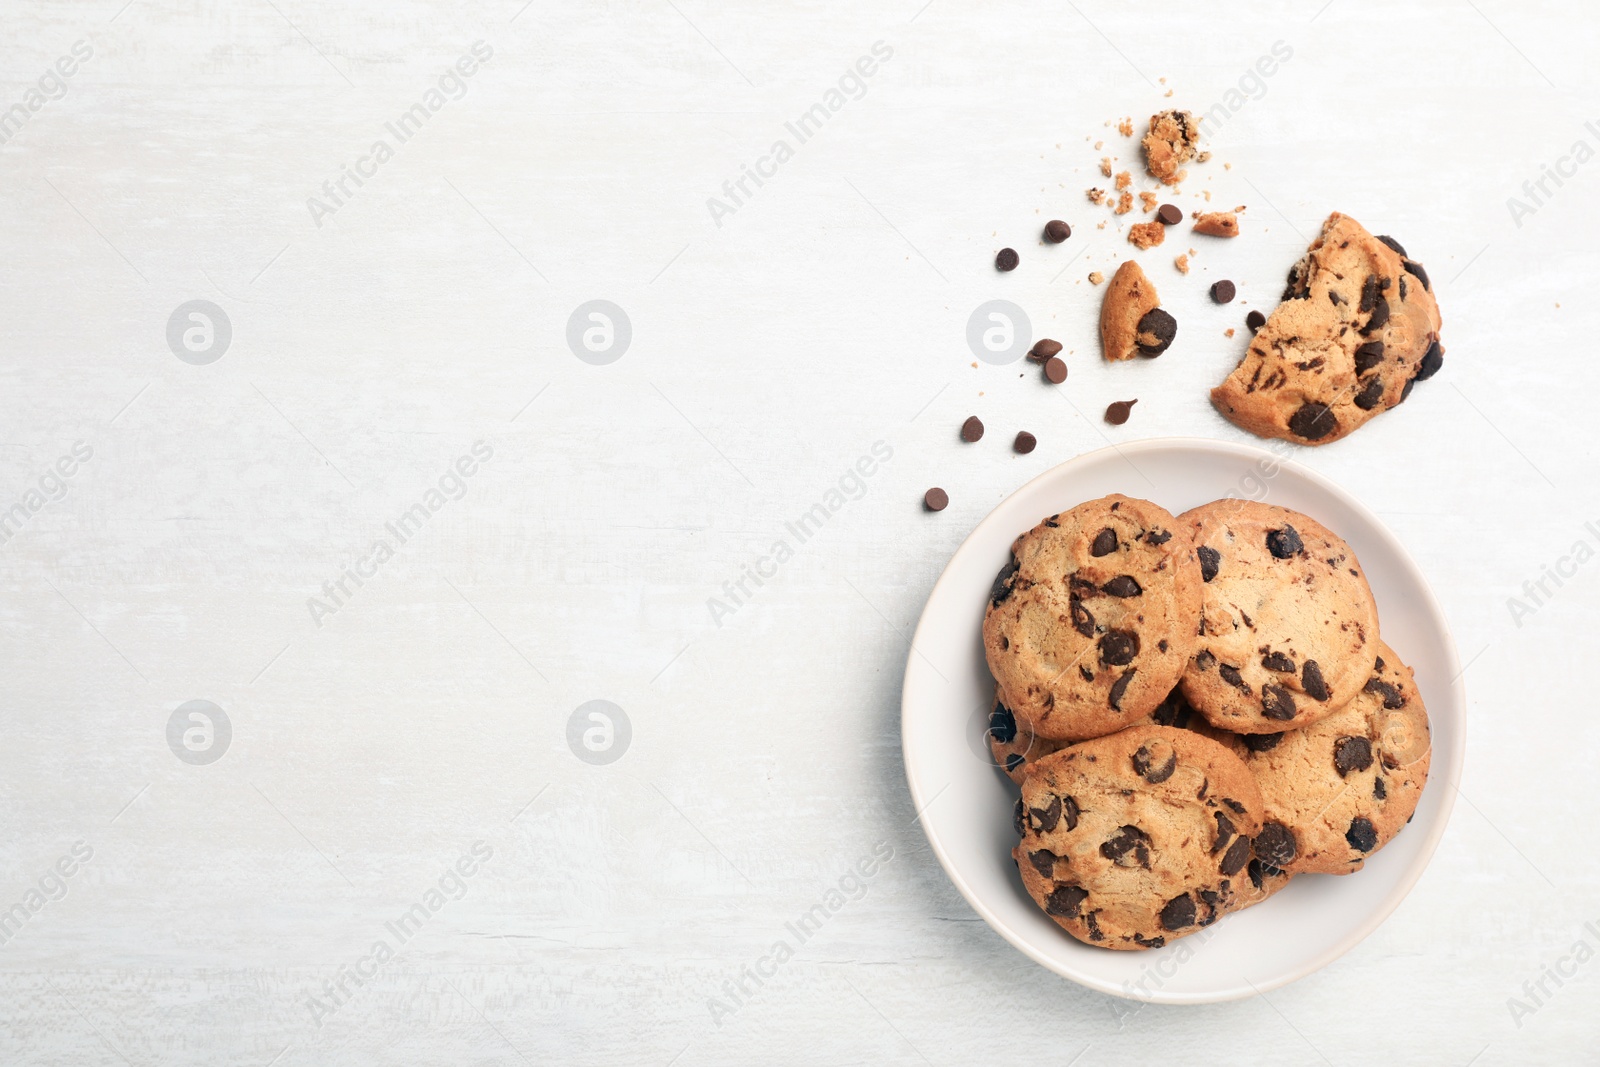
left=1209, top=212, right=1444, bottom=445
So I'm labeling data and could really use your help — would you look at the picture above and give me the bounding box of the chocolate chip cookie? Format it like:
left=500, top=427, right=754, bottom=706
left=984, top=495, right=1204, bottom=741
left=1234, top=641, right=1431, bottom=875
left=1210, top=212, right=1444, bottom=445
left=1178, top=500, right=1379, bottom=735
left=1099, top=261, right=1174, bottom=362
left=1012, top=726, right=1265, bottom=950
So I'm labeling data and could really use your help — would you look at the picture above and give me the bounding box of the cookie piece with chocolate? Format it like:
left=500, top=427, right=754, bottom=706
left=1141, top=109, right=1200, bottom=186
left=984, top=495, right=1203, bottom=741
left=1012, top=726, right=1265, bottom=950
left=1099, top=261, right=1175, bottom=362
left=1209, top=212, right=1444, bottom=445
left=1178, top=499, right=1379, bottom=734
left=1232, top=640, right=1431, bottom=875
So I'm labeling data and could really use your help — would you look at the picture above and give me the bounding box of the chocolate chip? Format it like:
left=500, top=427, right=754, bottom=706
left=995, top=247, right=1019, bottom=272
left=1028, top=849, right=1058, bottom=877
left=1373, top=777, right=1387, bottom=800
left=1288, top=402, right=1337, bottom=440
left=1416, top=340, right=1444, bottom=381
left=1359, top=275, right=1379, bottom=313
left=1101, top=576, right=1142, bottom=597
left=1221, top=798, right=1247, bottom=814
left=1090, top=528, right=1119, bottom=556
left=1261, top=684, right=1298, bottom=721
left=1062, top=795, right=1080, bottom=831
left=1403, top=258, right=1431, bottom=291
left=1220, top=835, right=1251, bottom=876
left=1255, top=821, right=1298, bottom=866
left=1046, top=883, right=1088, bottom=917
left=1100, top=825, right=1151, bottom=868
left=1242, top=733, right=1281, bottom=753
left=989, top=701, right=1017, bottom=743
left=989, top=556, right=1018, bottom=605
left=1246, top=309, right=1267, bottom=332
left=1108, top=669, right=1135, bottom=710
left=1131, top=933, right=1166, bottom=949
left=1044, top=356, right=1068, bottom=384
left=1030, top=795, right=1063, bottom=832
left=1195, top=649, right=1216, bottom=670
left=1099, top=630, right=1140, bottom=666
left=1376, top=235, right=1407, bottom=257
left=961, top=415, right=984, bottom=442
left=1262, top=651, right=1295, bottom=673
left=1354, top=340, right=1385, bottom=374
left=1044, top=220, right=1072, bottom=243
left=1219, top=664, right=1247, bottom=690
left=1363, top=677, right=1405, bottom=709
left=1085, top=911, right=1103, bottom=940
left=1345, top=816, right=1378, bottom=853
left=1146, top=528, right=1172, bottom=545
left=1159, top=893, right=1196, bottom=930
left=1135, top=308, right=1177, bottom=357
left=1266, top=525, right=1303, bottom=559
left=1210, top=279, right=1236, bottom=304
left=1400, top=377, right=1415, bottom=402
left=1334, top=736, right=1374, bottom=776
left=1132, top=741, right=1176, bottom=783
left=1030, top=338, right=1063, bottom=361
left=1012, top=431, right=1037, bottom=455
left=1079, top=665, right=1094, bottom=682
left=1068, top=576, right=1099, bottom=600
left=1302, top=660, right=1330, bottom=701
left=924, top=487, right=949, bottom=512
left=1005, top=754, right=1025, bottom=774
left=1156, top=204, right=1183, bottom=226
left=1104, top=399, right=1138, bottom=425
left=1197, top=545, right=1220, bottom=582
left=1211, top=811, right=1236, bottom=854
left=1353, top=376, right=1385, bottom=410
left=1364, top=296, right=1391, bottom=333
left=1071, top=600, right=1096, bottom=638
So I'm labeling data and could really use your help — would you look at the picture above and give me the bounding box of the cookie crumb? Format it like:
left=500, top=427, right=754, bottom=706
left=1141, top=109, right=1199, bottom=186
left=1174, top=254, right=1190, bottom=274
left=1197, top=151, right=1212, bottom=163
left=1194, top=212, right=1239, bottom=238
left=1115, top=170, right=1132, bottom=191
left=1087, top=188, right=1107, bottom=205
left=1100, top=157, right=1114, bottom=178
left=1088, top=271, right=1105, bottom=285
left=1117, top=117, right=1133, bottom=137
left=1129, top=221, right=1165, bottom=250
left=1224, top=328, right=1235, bottom=338
left=1139, top=191, right=1159, bottom=213
left=1115, top=191, right=1134, bottom=215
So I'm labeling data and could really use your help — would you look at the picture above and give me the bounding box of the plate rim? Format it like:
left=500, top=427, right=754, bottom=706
left=899, top=435, right=1465, bottom=1004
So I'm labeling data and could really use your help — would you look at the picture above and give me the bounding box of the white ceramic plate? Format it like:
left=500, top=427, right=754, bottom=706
left=900, top=437, right=1464, bottom=1004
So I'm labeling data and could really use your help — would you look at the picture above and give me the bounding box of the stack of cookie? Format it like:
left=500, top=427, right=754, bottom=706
left=983, top=494, right=1431, bottom=951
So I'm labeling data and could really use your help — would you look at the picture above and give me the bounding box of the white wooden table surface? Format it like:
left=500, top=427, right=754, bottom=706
left=1, top=0, right=1596, bottom=1063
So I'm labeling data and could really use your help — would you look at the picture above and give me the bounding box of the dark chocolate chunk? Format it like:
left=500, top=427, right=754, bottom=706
left=1013, top=430, right=1037, bottom=454
left=1028, top=849, right=1058, bottom=877
left=1100, top=825, right=1151, bottom=868
left=995, top=247, right=1019, bottom=272
left=1132, top=741, right=1176, bottom=783
left=1044, top=220, right=1071, bottom=243
left=1261, top=684, right=1298, bottom=721
left=1091, top=527, right=1119, bottom=556
left=1071, top=599, right=1096, bottom=637
left=1135, top=308, right=1178, bottom=357
left=1211, top=811, right=1236, bottom=854
left=1353, top=376, right=1385, bottom=410
left=1334, top=735, right=1374, bottom=776
left=1403, top=258, right=1430, bottom=291
left=1005, top=753, right=1025, bottom=773
left=1108, top=669, right=1136, bottom=710
left=1302, top=660, right=1330, bottom=701
left=1195, top=649, right=1216, bottom=670
left=1246, top=309, right=1267, bottom=332
left=1288, top=402, right=1337, bottom=440
left=1210, top=279, right=1236, bottom=304
left=988, top=701, right=1017, bottom=743
left=1373, top=777, right=1387, bottom=800
left=1416, top=340, right=1444, bottom=381
left=1354, top=340, right=1385, bottom=374
left=1030, top=795, right=1063, bottom=833
left=1266, top=525, right=1303, bottom=559
left=1197, top=545, right=1220, bottom=582
left=1376, top=235, right=1407, bottom=256
left=1363, top=676, right=1405, bottom=709
left=1159, top=893, right=1196, bottom=930
left=989, top=556, right=1019, bottom=605
left=1099, top=630, right=1140, bottom=666
left=1045, top=883, right=1088, bottom=917
left=1101, top=576, right=1142, bottom=597
left=1345, top=816, right=1378, bottom=853
left=1220, top=835, right=1251, bottom=876
left=961, top=415, right=984, bottom=442
left=1364, top=296, right=1391, bottom=333
left=1244, top=732, right=1283, bottom=752
left=1146, top=528, right=1172, bottom=545
left=1219, top=664, right=1247, bottom=691
left=1062, top=795, right=1080, bottom=831
left=1261, top=651, right=1295, bottom=673
left=1359, top=275, right=1379, bottom=313
left=1014, top=797, right=1025, bottom=835
left=1254, top=821, right=1298, bottom=867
